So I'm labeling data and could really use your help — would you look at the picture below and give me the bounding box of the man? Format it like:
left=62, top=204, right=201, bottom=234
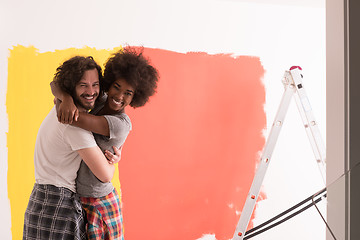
left=23, top=56, right=119, bottom=240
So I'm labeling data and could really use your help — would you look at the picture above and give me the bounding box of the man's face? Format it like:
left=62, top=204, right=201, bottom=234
left=74, top=69, right=100, bottom=111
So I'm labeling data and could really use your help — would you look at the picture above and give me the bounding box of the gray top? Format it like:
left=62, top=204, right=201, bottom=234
left=76, top=95, right=132, bottom=197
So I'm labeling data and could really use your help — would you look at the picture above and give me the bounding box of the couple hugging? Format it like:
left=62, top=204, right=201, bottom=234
left=23, top=47, right=159, bottom=240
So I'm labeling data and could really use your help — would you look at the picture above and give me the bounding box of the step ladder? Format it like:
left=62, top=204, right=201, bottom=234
left=232, top=66, right=326, bottom=240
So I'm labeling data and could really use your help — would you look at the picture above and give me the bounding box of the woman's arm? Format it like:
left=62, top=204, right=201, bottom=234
left=51, top=81, right=79, bottom=124
left=51, top=81, right=110, bottom=136
left=73, top=113, right=110, bottom=137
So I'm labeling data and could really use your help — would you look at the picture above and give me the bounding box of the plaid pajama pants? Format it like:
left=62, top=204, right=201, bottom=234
left=80, top=189, right=124, bottom=240
left=23, top=183, right=87, bottom=240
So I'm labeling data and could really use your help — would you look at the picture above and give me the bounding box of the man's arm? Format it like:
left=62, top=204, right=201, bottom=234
left=77, top=146, right=115, bottom=182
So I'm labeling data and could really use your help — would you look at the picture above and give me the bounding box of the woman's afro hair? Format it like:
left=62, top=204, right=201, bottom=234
left=102, top=47, right=159, bottom=108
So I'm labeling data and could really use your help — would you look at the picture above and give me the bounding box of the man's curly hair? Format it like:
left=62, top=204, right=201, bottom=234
left=53, top=56, right=103, bottom=99
left=102, top=47, right=159, bottom=108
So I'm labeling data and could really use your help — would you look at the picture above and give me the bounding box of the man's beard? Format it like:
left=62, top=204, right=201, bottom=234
left=73, top=93, right=98, bottom=111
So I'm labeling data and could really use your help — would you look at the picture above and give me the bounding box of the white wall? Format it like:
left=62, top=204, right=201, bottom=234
left=0, top=0, right=325, bottom=239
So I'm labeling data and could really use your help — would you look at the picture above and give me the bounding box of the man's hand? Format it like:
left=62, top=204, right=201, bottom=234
left=105, top=145, right=123, bottom=165
left=55, top=97, right=79, bottom=124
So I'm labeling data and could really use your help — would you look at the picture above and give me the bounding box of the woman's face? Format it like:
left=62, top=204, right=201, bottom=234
left=106, top=78, right=135, bottom=113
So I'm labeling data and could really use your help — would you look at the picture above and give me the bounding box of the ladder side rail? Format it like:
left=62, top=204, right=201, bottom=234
left=232, top=84, right=295, bottom=240
left=293, top=92, right=326, bottom=180
left=290, top=69, right=326, bottom=181
left=290, top=68, right=326, bottom=160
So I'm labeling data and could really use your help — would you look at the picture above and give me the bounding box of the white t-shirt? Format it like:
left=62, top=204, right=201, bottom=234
left=34, top=106, right=97, bottom=192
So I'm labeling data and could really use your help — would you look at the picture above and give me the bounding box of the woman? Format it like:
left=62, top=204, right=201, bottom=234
left=52, top=47, right=159, bottom=240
